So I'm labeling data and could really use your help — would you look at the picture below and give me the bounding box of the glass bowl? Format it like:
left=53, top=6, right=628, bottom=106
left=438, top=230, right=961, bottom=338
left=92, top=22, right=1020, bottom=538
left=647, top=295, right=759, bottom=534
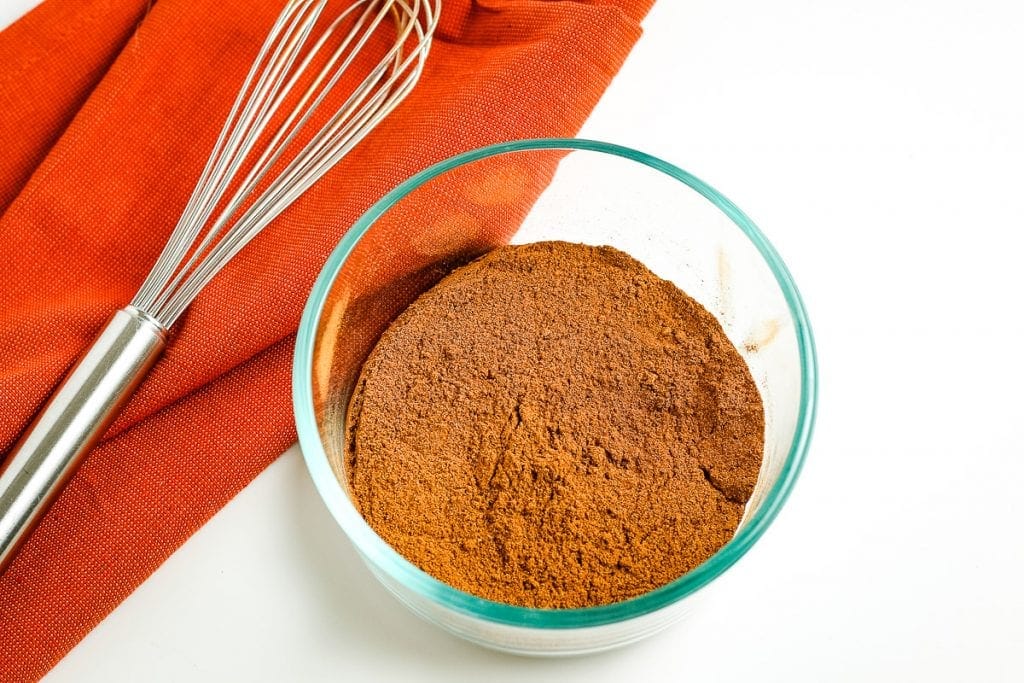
left=293, top=138, right=817, bottom=655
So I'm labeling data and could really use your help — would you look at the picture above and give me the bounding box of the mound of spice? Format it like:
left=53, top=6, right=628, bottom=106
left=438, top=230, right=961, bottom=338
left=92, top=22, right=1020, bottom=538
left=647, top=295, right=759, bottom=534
left=345, top=241, right=764, bottom=608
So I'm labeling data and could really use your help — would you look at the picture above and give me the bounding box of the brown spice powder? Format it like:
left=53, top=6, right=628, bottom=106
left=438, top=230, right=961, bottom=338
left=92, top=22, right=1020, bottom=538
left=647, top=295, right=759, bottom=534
left=346, top=241, right=764, bottom=608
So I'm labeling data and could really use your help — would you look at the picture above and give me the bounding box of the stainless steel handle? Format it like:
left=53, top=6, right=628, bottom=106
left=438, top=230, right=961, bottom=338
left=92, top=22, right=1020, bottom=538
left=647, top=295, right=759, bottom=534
left=0, top=306, right=166, bottom=571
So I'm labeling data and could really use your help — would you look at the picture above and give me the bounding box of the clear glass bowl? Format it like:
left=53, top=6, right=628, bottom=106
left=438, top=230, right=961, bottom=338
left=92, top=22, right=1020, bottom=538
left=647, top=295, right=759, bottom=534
left=293, top=138, right=817, bottom=655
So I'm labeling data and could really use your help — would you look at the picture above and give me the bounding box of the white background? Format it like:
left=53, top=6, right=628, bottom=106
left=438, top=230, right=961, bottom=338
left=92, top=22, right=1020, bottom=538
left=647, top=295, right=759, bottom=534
left=3, top=0, right=1023, bottom=680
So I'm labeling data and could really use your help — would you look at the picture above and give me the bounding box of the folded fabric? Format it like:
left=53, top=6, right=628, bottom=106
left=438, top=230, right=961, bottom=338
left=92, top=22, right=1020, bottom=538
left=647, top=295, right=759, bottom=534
left=0, top=0, right=654, bottom=679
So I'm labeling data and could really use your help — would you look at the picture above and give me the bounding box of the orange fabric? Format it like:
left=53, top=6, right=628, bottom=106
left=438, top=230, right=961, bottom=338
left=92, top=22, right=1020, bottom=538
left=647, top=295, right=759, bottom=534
left=0, top=0, right=653, bottom=679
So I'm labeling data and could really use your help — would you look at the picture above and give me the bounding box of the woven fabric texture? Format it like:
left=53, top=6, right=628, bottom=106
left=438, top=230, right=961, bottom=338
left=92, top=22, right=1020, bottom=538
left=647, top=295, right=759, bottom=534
left=0, top=0, right=653, bottom=679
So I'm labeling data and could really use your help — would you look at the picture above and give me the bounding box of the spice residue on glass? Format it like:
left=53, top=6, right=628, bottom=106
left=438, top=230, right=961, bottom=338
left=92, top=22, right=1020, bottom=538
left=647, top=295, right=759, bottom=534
left=345, top=241, right=764, bottom=609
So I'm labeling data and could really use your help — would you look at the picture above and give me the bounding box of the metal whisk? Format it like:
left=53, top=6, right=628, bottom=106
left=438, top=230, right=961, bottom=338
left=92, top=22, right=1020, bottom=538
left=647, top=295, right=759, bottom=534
left=0, top=0, right=440, bottom=571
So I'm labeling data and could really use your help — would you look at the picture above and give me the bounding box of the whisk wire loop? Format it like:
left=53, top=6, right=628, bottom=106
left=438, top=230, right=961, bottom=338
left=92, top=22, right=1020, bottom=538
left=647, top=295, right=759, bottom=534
left=133, top=0, right=439, bottom=327
left=133, top=0, right=327, bottom=311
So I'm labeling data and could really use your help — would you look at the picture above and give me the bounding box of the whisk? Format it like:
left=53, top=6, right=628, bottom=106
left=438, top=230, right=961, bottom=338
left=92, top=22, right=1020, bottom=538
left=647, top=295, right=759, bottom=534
left=0, top=0, right=439, bottom=571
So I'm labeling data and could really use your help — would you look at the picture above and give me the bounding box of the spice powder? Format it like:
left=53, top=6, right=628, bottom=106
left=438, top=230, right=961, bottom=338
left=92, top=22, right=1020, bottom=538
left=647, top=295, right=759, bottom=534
left=345, top=241, right=764, bottom=609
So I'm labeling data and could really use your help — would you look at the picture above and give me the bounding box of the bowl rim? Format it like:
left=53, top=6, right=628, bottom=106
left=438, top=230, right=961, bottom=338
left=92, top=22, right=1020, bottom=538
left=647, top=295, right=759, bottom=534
left=293, top=137, right=818, bottom=629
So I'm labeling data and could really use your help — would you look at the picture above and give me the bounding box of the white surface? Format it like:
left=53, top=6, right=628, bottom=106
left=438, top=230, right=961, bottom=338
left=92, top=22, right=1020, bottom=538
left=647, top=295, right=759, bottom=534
left=2, top=0, right=1022, bottom=680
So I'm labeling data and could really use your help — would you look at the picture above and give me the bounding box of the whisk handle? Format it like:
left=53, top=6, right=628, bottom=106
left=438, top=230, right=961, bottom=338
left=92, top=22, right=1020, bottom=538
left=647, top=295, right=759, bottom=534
left=0, top=306, right=166, bottom=572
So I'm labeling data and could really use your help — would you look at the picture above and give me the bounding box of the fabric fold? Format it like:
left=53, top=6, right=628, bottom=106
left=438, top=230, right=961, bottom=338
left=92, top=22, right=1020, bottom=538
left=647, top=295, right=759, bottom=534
left=0, top=0, right=153, bottom=214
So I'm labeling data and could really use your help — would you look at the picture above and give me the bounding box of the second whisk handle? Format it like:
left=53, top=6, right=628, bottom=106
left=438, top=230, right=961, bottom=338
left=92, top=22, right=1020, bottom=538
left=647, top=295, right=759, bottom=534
left=0, top=306, right=167, bottom=573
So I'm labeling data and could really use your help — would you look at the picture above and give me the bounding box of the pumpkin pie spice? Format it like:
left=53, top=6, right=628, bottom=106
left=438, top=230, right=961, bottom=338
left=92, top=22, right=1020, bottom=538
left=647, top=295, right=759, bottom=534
left=345, top=241, right=764, bottom=608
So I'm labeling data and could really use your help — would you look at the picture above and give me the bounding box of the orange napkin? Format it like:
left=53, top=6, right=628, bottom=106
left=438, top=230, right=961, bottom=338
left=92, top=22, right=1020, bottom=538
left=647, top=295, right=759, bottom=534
left=0, top=0, right=653, bottom=679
